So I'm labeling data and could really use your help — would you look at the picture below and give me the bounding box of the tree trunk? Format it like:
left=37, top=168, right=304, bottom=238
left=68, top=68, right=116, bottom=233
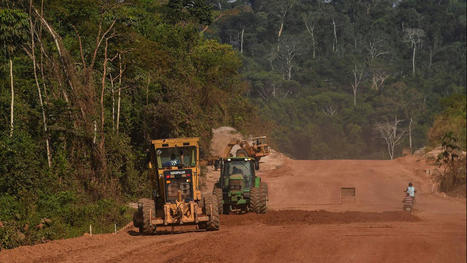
left=429, top=47, right=432, bottom=69
left=116, top=54, right=122, bottom=134
left=332, top=18, right=337, bottom=53
left=288, top=64, right=292, bottom=80
left=304, top=21, right=316, bottom=59
left=93, top=121, right=97, bottom=144
left=353, top=89, right=357, bottom=107
left=390, top=144, right=394, bottom=160
left=409, top=117, right=413, bottom=154
left=30, top=3, right=52, bottom=167
left=99, top=39, right=108, bottom=158
left=9, top=58, right=14, bottom=137
left=240, top=28, right=244, bottom=54
left=351, top=64, right=361, bottom=107
left=311, top=27, right=316, bottom=59
left=412, top=44, right=416, bottom=76
left=146, top=75, right=150, bottom=106
left=110, top=74, right=115, bottom=132
left=277, top=21, right=284, bottom=52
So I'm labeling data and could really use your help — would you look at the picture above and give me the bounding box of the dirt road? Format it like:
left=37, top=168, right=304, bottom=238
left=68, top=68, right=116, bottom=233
left=1, top=156, right=465, bottom=263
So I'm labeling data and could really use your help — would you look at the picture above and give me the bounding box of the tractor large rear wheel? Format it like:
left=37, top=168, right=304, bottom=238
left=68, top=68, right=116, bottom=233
left=250, top=183, right=267, bottom=214
left=200, top=194, right=220, bottom=231
left=213, top=187, right=224, bottom=214
left=134, top=198, right=155, bottom=234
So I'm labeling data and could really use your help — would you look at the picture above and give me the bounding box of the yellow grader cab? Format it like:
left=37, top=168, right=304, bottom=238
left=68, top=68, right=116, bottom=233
left=133, top=138, right=219, bottom=234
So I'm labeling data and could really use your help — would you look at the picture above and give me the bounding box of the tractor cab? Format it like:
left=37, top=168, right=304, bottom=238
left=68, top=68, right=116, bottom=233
left=221, top=158, right=255, bottom=191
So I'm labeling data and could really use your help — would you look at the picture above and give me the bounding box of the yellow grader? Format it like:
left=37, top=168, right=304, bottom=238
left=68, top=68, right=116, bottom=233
left=133, top=137, right=219, bottom=234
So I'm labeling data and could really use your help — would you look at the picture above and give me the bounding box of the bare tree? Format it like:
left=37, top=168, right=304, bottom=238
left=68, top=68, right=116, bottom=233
left=322, top=104, right=337, bottom=117
left=302, top=12, right=317, bottom=59
left=276, top=38, right=297, bottom=81
left=29, top=0, right=51, bottom=167
left=404, top=28, right=425, bottom=76
left=332, top=18, right=337, bottom=53
left=371, top=70, right=390, bottom=91
left=9, top=58, right=14, bottom=137
left=116, top=54, right=124, bottom=134
left=365, top=40, right=390, bottom=91
left=351, top=64, right=364, bottom=107
left=33, top=6, right=117, bottom=178
left=408, top=117, right=413, bottom=153
left=366, top=39, right=388, bottom=67
left=275, top=0, right=295, bottom=51
left=375, top=117, right=406, bottom=160
left=240, top=28, right=244, bottom=54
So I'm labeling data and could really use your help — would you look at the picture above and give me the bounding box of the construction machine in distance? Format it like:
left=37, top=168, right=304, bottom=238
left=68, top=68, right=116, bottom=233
left=215, top=136, right=270, bottom=171
left=213, top=157, right=268, bottom=214
left=133, top=138, right=219, bottom=234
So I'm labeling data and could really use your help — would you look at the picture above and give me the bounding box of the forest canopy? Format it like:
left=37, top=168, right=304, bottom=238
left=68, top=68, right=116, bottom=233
left=0, top=0, right=257, bottom=248
left=206, top=0, right=466, bottom=159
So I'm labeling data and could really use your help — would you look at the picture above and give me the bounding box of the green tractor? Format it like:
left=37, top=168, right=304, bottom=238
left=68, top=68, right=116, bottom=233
left=212, top=157, right=268, bottom=214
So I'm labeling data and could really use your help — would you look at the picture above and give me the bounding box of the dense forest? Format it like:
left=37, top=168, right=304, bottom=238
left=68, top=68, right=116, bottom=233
left=0, top=0, right=465, bottom=249
left=206, top=0, right=466, bottom=159
left=0, top=0, right=259, bottom=248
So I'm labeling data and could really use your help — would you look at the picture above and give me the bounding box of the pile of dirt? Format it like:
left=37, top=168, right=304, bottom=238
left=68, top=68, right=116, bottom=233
left=220, top=210, right=419, bottom=226
left=255, top=148, right=290, bottom=171
left=209, top=126, right=243, bottom=157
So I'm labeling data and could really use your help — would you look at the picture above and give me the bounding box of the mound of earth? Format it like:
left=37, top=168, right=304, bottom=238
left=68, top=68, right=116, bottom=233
left=209, top=126, right=243, bottom=157
left=220, top=210, right=419, bottom=226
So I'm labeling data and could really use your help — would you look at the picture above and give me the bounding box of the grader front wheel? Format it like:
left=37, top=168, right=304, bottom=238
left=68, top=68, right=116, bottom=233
left=134, top=198, right=155, bottom=234
left=199, top=194, right=220, bottom=231
left=213, top=187, right=224, bottom=214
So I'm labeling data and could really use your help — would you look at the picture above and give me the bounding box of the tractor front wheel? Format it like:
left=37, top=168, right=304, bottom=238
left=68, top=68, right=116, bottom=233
left=250, top=183, right=267, bottom=214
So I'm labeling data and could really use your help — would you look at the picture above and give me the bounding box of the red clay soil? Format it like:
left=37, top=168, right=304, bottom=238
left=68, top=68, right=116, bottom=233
left=0, top=157, right=465, bottom=263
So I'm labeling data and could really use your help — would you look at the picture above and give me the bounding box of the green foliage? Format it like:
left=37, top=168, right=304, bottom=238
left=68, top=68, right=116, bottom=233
left=0, top=131, right=42, bottom=197
left=0, top=191, right=133, bottom=249
left=206, top=0, right=466, bottom=159
left=0, top=8, right=28, bottom=58
left=0, top=0, right=257, bottom=249
left=435, top=132, right=466, bottom=194
left=164, top=0, right=213, bottom=25
left=0, top=221, right=23, bottom=250
left=429, top=94, right=466, bottom=150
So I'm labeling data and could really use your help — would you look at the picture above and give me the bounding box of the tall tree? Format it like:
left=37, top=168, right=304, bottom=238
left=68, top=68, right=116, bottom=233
left=375, top=117, right=406, bottom=160
left=0, top=9, right=28, bottom=137
left=404, top=28, right=425, bottom=76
